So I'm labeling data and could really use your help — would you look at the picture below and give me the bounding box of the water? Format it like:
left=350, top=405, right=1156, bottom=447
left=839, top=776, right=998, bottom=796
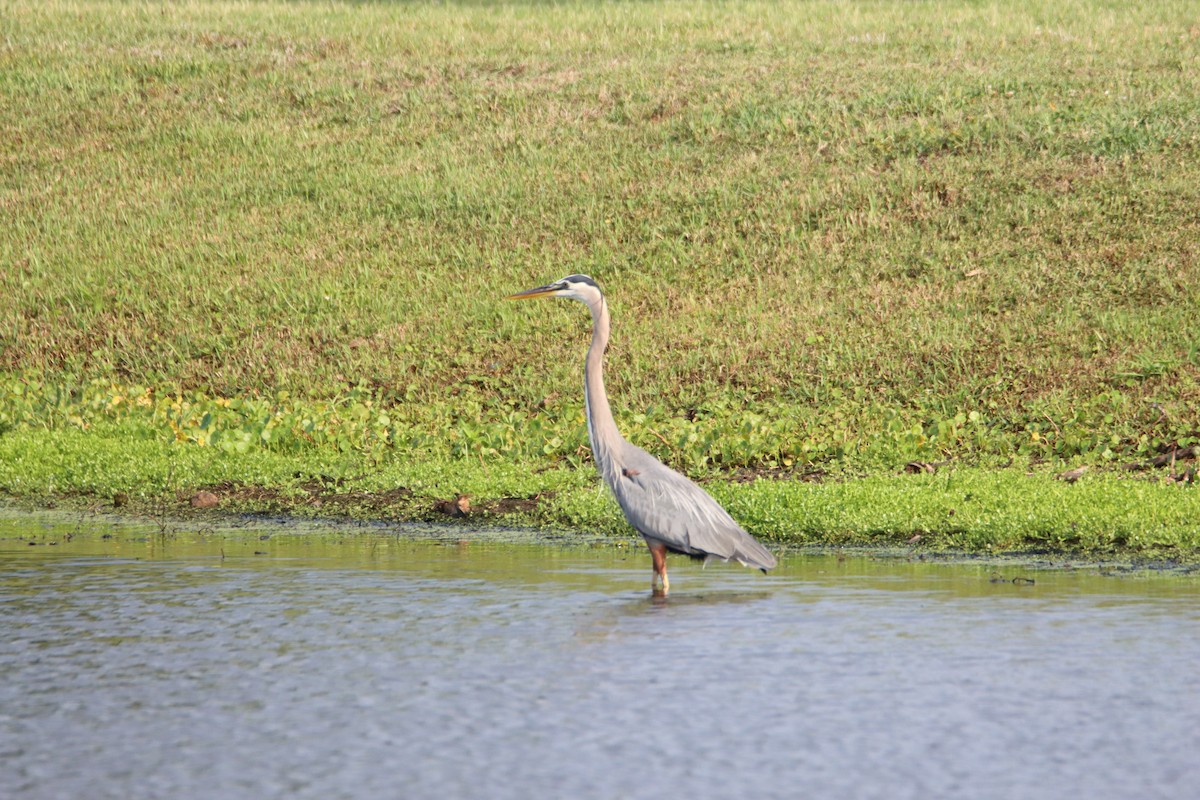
left=2, top=512, right=1198, bottom=800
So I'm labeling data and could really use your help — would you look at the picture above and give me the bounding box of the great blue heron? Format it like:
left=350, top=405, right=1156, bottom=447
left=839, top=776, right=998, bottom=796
left=509, top=274, right=777, bottom=593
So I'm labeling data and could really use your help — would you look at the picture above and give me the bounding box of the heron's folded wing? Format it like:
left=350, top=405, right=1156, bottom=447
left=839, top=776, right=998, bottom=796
left=610, top=447, right=776, bottom=570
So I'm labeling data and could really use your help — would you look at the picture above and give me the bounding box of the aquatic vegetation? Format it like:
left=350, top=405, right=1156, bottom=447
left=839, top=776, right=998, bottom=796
left=0, top=376, right=1195, bottom=476
left=1, top=405, right=1197, bottom=558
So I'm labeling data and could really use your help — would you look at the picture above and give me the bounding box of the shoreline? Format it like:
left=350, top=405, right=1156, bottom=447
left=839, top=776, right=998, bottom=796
left=3, top=457, right=1197, bottom=567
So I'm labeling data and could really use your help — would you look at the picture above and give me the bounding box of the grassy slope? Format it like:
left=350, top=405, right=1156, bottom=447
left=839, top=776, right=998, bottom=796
left=1, top=1, right=1198, bottom=552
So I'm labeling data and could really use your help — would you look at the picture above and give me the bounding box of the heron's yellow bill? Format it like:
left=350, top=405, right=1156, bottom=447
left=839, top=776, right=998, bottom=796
left=507, top=283, right=559, bottom=301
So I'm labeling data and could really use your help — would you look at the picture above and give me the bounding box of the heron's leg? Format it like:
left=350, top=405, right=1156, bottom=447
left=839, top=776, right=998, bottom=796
left=648, top=540, right=669, bottom=594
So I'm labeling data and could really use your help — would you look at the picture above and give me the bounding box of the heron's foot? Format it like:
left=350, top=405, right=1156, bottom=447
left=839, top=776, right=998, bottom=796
left=651, top=572, right=669, bottom=594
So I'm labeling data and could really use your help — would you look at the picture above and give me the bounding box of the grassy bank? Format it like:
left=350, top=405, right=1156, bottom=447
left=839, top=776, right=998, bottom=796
left=2, top=421, right=1198, bottom=559
left=2, top=1, right=1198, bottom=554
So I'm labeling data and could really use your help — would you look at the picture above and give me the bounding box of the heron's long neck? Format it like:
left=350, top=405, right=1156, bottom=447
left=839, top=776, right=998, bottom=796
left=584, top=295, right=623, bottom=485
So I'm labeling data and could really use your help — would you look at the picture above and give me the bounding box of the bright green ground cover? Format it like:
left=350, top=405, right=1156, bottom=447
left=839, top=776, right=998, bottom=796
left=2, top=422, right=1197, bottom=557
left=2, top=1, right=1198, bottom=555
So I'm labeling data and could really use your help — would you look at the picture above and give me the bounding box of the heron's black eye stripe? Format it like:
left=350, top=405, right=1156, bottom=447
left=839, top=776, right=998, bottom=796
left=562, top=274, right=598, bottom=288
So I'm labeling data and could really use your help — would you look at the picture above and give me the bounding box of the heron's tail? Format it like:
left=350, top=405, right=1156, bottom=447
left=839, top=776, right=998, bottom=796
left=732, top=533, right=777, bottom=572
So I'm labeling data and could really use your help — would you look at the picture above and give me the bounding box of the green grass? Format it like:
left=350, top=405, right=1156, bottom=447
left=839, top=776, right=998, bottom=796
left=2, top=421, right=1197, bottom=558
left=2, top=1, right=1199, bottom=554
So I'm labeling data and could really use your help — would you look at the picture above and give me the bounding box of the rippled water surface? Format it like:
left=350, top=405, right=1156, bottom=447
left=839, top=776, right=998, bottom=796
left=2, top=512, right=1199, bottom=800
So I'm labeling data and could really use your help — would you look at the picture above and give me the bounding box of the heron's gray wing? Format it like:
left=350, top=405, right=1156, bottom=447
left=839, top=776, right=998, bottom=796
left=609, top=444, right=777, bottom=570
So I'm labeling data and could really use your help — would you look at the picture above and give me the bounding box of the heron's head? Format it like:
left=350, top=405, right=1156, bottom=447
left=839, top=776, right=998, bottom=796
left=508, top=274, right=603, bottom=306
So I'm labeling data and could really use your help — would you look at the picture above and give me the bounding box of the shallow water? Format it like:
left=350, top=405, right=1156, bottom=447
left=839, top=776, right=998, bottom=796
left=2, top=512, right=1198, bottom=800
